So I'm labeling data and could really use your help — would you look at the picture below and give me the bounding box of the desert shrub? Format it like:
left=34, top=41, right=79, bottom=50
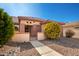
left=43, top=22, right=61, bottom=39
left=0, top=8, right=14, bottom=47
left=65, top=29, right=75, bottom=38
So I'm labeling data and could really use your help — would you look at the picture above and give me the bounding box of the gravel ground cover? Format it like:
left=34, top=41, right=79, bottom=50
left=40, top=37, right=79, bottom=56
left=0, top=41, right=40, bottom=56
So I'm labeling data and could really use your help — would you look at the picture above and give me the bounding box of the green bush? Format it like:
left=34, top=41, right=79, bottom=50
left=65, top=29, right=75, bottom=38
left=43, top=22, right=61, bottom=39
left=0, top=8, right=14, bottom=47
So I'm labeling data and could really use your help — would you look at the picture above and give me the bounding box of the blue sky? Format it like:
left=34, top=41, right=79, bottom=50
left=0, top=3, right=79, bottom=23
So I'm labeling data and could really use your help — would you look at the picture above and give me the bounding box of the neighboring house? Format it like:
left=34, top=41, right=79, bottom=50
left=63, top=22, right=79, bottom=38
left=12, top=16, right=64, bottom=42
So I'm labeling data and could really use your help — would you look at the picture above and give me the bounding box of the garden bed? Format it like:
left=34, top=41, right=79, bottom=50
left=0, top=41, right=40, bottom=56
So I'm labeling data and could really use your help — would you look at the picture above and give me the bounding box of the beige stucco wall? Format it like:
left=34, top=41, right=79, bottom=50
left=12, top=32, right=46, bottom=42
left=19, top=23, right=25, bottom=33
left=20, top=20, right=40, bottom=25
left=19, top=20, right=41, bottom=33
left=37, top=32, right=46, bottom=40
left=41, top=25, right=44, bottom=32
left=72, top=29, right=79, bottom=38
left=12, top=33, right=30, bottom=42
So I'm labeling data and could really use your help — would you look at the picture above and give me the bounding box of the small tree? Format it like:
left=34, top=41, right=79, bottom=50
left=43, top=22, right=61, bottom=39
left=0, top=8, right=14, bottom=47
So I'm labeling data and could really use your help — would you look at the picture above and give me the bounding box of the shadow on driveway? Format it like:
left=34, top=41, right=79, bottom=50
left=40, top=37, right=79, bottom=49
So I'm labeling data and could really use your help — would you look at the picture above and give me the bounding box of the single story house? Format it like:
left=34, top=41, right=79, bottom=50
left=63, top=22, right=79, bottom=38
left=12, top=16, right=64, bottom=42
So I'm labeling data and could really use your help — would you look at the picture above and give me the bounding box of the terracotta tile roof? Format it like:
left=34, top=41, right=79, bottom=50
left=17, top=16, right=65, bottom=25
left=18, top=16, right=44, bottom=22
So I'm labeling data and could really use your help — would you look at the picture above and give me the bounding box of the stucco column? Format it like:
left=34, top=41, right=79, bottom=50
left=60, top=26, right=63, bottom=37
left=19, top=23, right=25, bottom=33
left=41, top=25, right=44, bottom=32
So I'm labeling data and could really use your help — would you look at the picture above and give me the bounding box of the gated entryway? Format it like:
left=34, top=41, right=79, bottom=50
left=30, top=25, right=38, bottom=40
left=25, top=25, right=38, bottom=40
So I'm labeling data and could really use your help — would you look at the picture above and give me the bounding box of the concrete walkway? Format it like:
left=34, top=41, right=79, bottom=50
left=30, top=40, right=63, bottom=56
